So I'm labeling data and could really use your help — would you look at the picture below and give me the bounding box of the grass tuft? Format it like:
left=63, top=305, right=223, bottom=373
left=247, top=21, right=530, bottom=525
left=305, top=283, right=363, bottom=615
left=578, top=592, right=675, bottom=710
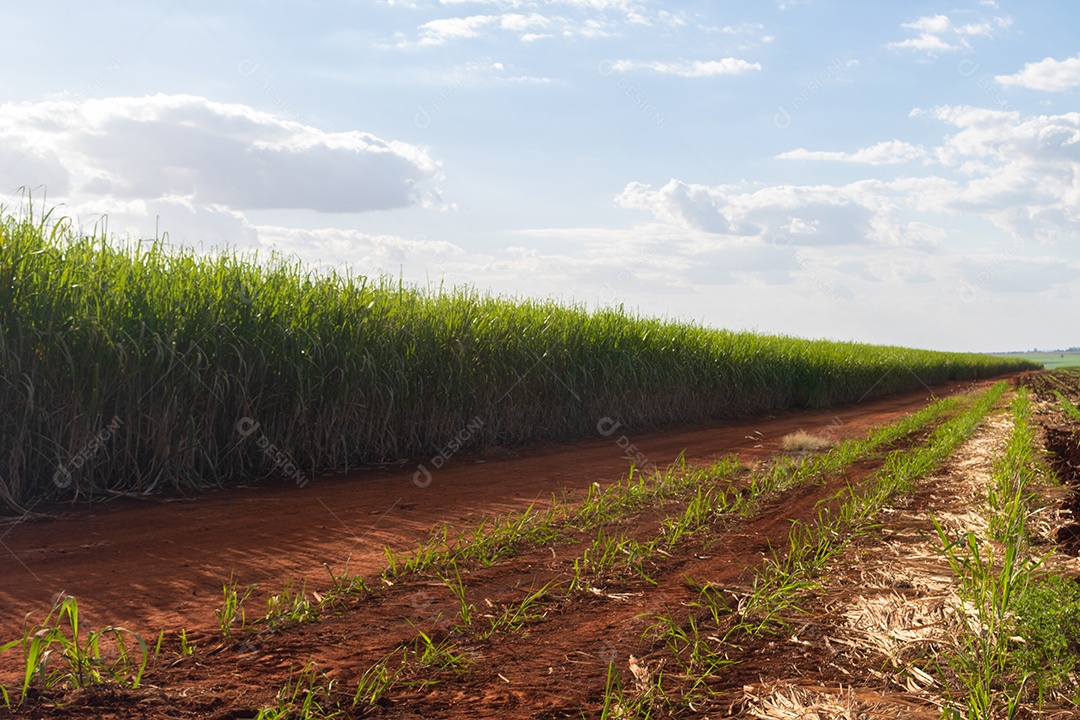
left=0, top=595, right=147, bottom=706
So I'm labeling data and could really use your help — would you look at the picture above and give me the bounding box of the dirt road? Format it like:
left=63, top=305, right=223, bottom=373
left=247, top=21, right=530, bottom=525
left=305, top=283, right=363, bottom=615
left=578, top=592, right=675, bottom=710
left=0, top=378, right=995, bottom=641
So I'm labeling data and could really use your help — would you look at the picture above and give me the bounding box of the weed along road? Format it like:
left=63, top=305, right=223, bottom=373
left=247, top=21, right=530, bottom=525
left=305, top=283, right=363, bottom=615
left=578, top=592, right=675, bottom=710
left=0, top=379, right=992, bottom=640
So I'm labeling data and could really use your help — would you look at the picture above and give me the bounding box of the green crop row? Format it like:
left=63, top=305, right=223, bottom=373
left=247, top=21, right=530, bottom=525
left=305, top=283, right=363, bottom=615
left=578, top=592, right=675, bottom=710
left=0, top=207, right=1037, bottom=512
left=729, top=382, right=1006, bottom=636
left=940, top=390, right=1080, bottom=718
left=1054, top=391, right=1080, bottom=422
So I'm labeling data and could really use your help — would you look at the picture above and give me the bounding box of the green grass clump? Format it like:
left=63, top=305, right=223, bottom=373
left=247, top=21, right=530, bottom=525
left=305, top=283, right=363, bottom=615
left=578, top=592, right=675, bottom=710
left=0, top=595, right=147, bottom=706
left=255, top=662, right=345, bottom=720
left=1055, top=391, right=1080, bottom=422
left=1012, top=575, right=1080, bottom=698
left=216, top=575, right=256, bottom=640
left=0, top=205, right=1036, bottom=512
left=934, top=389, right=1080, bottom=718
left=351, top=629, right=473, bottom=710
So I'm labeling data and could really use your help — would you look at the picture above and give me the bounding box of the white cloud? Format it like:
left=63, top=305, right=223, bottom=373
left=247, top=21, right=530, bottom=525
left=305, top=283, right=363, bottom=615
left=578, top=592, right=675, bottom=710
left=417, top=15, right=498, bottom=44
left=956, top=21, right=992, bottom=36
left=997, top=54, right=1080, bottom=92
left=714, top=22, right=766, bottom=36
left=0, top=94, right=441, bottom=214
left=438, top=0, right=648, bottom=10
left=404, top=1, right=680, bottom=45
left=618, top=106, right=1080, bottom=247
left=914, top=105, right=1080, bottom=241
left=777, top=140, right=928, bottom=165
left=888, top=12, right=1010, bottom=56
left=889, top=34, right=959, bottom=53
left=551, top=0, right=639, bottom=9
left=499, top=12, right=550, bottom=31
left=616, top=178, right=920, bottom=247
left=905, top=14, right=951, bottom=34
left=611, top=58, right=761, bottom=77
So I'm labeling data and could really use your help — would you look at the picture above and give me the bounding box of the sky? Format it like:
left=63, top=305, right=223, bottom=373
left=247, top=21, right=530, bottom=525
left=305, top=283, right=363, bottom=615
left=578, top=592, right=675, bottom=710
left=1, top=0, right=1077, bottom=353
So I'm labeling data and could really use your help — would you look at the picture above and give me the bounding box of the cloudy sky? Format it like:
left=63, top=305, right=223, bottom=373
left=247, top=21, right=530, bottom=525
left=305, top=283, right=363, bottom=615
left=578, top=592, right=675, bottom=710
left=2, top=0, right=1078, bottom=352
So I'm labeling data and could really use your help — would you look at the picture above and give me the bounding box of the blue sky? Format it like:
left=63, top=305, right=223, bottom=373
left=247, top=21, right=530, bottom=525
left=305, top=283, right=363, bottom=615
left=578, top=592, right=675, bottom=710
left=2, top=0, right=1078, bottom=352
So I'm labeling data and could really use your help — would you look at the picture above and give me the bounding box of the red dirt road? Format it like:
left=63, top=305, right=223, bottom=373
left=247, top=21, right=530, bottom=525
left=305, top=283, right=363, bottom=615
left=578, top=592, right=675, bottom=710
left=0, top=378, right=998, bottom=643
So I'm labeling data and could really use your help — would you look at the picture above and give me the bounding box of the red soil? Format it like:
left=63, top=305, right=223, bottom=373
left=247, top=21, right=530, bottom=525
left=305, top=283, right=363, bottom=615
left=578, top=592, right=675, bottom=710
left=0, top=377, right=1005, bottom=718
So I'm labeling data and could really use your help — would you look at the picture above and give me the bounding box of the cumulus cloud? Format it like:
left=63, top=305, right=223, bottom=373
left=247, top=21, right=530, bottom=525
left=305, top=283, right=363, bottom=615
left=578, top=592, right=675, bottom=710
left=615, top=179, right=909, bottom=246
left=0, top=94, right=441, bottom=214
left=889, top=15, right=959, bottom=53
left=911, top=105, right=1080, bottom=242
left=610, top=58, right=761, bottom=77
left=997, top=54, right=1080, bottom=92
left=657, top=183, right=946, bottom=252
left=619, top=106, right=1080, bottom=248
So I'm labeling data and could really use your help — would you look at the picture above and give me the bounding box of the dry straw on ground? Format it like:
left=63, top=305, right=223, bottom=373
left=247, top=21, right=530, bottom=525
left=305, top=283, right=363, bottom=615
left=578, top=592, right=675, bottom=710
left=743, top=680, right=940, bottom=720
left=744, top=411, right=1021, bottom=718
left=781, top=430, right=834, bottom=453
